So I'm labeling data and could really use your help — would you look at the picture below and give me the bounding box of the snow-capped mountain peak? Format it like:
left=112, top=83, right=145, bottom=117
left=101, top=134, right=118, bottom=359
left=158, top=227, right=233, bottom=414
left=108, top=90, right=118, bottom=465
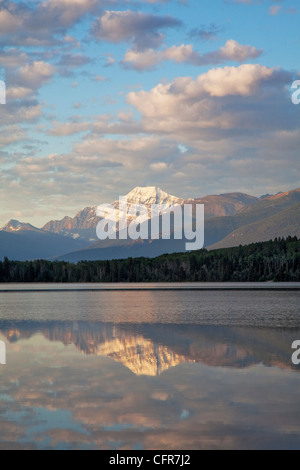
left=124, top=186, right=183, bottom=207
left=39, top=187, right=184, bottom=242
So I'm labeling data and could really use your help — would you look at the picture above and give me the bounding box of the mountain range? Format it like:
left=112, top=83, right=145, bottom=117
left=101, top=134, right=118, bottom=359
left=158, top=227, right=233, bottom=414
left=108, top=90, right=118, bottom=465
left=0, top=186, right=299, bottom=262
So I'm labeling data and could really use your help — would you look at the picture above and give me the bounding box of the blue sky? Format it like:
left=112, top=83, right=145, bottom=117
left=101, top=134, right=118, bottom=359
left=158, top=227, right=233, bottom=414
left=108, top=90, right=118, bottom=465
left=0, top=0, right=299, bottom=227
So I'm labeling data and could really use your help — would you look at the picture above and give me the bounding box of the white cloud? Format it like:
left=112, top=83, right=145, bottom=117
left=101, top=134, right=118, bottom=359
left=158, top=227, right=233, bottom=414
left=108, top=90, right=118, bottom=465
left=194, top=64, right=273, bottom=97
left=150, top=162, right=169, bottom=172
left=0, top=49, right=28, bottom=68
left=18, top=61, right=56, bottom=88
left=0, top=9, right=20, bottom=33
left=122, top=40, right=262, bottom=71
left=92, top=10, right=181, bottom=49
left=48, top=121, right=91, bottom=136
left=0, top=125, right=28, bottom=148
left=6, top=87, right=33, bottom=100
left=127, top=65, right=278, bottom=135
left=123, top=49, right=161, bottom=71
left=219, top=39, right=261, bottom=62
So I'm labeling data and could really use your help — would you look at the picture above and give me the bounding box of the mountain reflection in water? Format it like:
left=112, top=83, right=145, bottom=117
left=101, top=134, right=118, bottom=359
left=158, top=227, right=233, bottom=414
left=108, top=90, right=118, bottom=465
left=1, top=316, right=300, bottom=450
left=1, top=321, right=299, bottom=375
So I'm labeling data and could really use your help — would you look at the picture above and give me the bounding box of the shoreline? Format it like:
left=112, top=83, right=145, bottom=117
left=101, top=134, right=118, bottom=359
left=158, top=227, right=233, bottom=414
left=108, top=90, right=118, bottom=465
left=0, top=282, right=300, bottom=293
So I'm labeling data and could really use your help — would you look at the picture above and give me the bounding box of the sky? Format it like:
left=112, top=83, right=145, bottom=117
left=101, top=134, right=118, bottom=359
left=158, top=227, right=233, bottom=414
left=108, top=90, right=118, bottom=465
left=0, top=0, right=299, bottom=228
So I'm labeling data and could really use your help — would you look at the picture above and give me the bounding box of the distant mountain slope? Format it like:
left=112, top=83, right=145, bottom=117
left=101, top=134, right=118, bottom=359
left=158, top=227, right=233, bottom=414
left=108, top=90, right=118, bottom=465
left=0, top=230, right=88, bottom=261
left=42, top=206, right=97, bottom=242
left=236, top=188, right=300, bottom=219
left=190, top=192, right=258, bottom=218
left=205, top=188, right=300, bottom=248
left=54, top=238, right=188, bottom=262
left=209, top=202, right=300, bottom=249
left=1, top=219, right=40, bottom=233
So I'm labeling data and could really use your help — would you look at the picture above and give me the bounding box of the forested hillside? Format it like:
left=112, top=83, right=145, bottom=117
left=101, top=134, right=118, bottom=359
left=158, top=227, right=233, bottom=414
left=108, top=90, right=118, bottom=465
left=0, top=237, right=299, bottom=283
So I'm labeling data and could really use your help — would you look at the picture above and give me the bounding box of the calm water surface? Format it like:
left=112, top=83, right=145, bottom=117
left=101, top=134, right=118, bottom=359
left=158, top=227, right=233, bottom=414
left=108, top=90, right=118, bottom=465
left=0, top=283, right=300, bottom=450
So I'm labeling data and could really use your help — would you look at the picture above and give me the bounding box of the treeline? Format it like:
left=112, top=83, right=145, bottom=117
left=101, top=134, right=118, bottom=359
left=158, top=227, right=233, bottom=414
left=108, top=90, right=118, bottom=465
left=0, top=237, right=300, bottom=283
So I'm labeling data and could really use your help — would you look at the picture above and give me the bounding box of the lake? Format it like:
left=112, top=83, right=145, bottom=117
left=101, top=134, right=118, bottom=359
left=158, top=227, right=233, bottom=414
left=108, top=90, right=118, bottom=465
left=0, top=283, right=300, bottom=450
